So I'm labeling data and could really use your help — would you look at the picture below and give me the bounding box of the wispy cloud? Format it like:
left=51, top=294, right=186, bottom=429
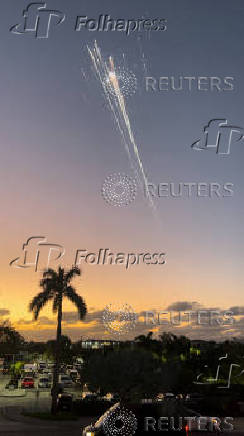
left=0, top=309, right=10, bottom=316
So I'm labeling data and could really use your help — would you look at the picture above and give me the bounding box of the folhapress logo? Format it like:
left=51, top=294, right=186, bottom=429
left=10, top=4, right=167, bottom=38
left=10, top=236, right=65, bottom=271
left=192, top=119, right=244, bottom=155
left=10, top=2, right=65, bottom=38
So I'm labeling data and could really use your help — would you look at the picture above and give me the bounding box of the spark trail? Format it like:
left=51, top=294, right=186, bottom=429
left=87, top=41, right=157, bottom=215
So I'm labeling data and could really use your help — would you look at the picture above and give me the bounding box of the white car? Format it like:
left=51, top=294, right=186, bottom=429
left=47, top=363, right=55, bottom=370
left=58, top=375, right=73, bottom=387
left=38, top=377, right=51, bottom=388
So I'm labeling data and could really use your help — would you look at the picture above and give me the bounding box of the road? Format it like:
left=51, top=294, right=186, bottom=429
left=0, top=410, right=90, bottom=436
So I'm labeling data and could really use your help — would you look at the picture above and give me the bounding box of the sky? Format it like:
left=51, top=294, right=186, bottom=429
left=0, top=0, right=244, bottom=342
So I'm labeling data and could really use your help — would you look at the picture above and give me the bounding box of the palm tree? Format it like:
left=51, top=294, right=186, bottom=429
left=29, top=266, right=87, bottom=414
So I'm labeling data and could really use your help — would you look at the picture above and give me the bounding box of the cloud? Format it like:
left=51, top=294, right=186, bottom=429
left=16, top=319, right=33, bottom=326
left=62, top=312, right=79, bottom=324
left=166, top=301, right=202, bottom=311
left=62, top=309, right=103, bottom=325
left=0, top=309, right=10, bottom=316
left=82, top=310, right=104, bottom=324
left=37, top=316, right=56, bottom=326
left=229, top=306, right=244, bottom=315
left=16, top=316, right=55, bottom=326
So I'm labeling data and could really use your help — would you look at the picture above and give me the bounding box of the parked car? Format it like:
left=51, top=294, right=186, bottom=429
left=83, top=393, right=99, bottom=402
left=21, top=377, right=34, bottom=389
left=23, top=364, right=37, bottom=375
left=38, top=377, right=51, bottom=388
left=38, top=362, right=47, bottom=373
left=47, top=363, right=55, bottom=370
left=58, top=374, right=73, bottom=387
left=42, top=368, right=51, bottom=377
left=5, top=379, right=18, bottom=390
left=3, top=366, right=10, bottom=375
left=57, top=393, right=73, bottom=411
left=23, top=371, right=35, bottom=378
left=69, top=369, right=78, bottom=381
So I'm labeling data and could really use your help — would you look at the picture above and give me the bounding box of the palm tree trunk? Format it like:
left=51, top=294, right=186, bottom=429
left=51, top=292, right=62, bottom=414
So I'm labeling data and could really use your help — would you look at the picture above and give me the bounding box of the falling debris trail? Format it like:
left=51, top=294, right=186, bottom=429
left=87, top=41, right=158, bottom=217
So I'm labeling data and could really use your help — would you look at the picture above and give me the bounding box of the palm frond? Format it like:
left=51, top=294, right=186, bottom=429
left=64, top=266, right=81, bottom=283
left=65, top=286, right=87, bottom=320
left=29, top=290, right=54, bottom=320
left=40, top=279, right=57, bottom=290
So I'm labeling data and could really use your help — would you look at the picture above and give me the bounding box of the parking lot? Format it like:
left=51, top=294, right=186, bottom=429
left=0, top=373, right=82, bottom=408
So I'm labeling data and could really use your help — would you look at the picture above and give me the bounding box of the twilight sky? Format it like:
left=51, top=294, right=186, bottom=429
left=0, top=0, right=244, bottom=341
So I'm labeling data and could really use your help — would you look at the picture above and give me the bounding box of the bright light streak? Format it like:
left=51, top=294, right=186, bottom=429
left=87, top=41, right=157, bottom=217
